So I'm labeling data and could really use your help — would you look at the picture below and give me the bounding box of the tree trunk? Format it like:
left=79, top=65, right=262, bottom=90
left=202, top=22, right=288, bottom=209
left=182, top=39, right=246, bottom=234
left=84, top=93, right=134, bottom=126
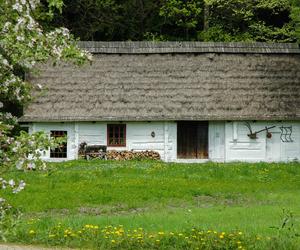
left=203, top=3, right=209, bottom=31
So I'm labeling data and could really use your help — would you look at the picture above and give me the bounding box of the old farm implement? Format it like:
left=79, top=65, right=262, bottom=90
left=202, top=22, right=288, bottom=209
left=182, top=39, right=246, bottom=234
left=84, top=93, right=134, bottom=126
left=244, top=122, right=276, bottom=139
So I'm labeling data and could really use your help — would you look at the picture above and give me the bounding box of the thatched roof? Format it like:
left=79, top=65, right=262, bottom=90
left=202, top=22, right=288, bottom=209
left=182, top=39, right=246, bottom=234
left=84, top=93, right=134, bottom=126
left=20, top=42, right=300, bottom=122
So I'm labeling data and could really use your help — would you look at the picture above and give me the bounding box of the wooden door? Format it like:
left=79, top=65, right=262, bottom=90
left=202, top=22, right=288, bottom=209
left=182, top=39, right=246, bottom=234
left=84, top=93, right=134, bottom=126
left=177, top=121, right=208, bottom=159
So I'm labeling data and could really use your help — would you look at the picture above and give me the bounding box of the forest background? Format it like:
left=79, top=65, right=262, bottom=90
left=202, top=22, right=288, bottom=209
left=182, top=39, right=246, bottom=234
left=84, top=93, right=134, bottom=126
left=45, top=0, right=300, bottom=43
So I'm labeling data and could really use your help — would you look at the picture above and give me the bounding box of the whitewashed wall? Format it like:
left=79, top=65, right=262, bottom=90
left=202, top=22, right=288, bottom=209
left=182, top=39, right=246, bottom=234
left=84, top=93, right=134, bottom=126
left=225, top=121, right=300, bottom=162
left=209, top=121, right=225, bottom=162
left=31, top=121, right=176, bottom=161
left=29, top=120, right=299, bottom=162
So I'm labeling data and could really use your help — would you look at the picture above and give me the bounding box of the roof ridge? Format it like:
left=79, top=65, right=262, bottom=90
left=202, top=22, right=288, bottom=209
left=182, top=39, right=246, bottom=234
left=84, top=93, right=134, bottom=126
left=77, top=41, right=300, bottom=54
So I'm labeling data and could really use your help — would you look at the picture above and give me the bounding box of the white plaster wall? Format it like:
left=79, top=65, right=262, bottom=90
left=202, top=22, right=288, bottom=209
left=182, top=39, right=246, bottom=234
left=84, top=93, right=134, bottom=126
left=30, top=120, right=299, bottom=162
left=165, top=122, right=177, bottom=161
left=126, top=122, right=165, bottom=159
left=209, top=121, right=225, bottom=162
left=78, top=122, right=106, bottom=145
left=77, top=121, right=169, bottom=161
left=225, top=121, right=300, bottom=162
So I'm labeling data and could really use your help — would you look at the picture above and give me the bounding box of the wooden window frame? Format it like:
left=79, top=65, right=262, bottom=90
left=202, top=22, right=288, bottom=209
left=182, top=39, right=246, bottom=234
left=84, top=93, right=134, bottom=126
left=50, top=130, right=68, bottom=158
left=107, top=124, right=126, bottom=147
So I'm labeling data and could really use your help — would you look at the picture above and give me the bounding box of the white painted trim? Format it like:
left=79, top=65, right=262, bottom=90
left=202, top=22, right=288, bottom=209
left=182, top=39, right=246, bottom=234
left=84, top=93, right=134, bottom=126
left=174, top=159, right=210, bottom=163
left=74, top=122, right=79, bottom=159
left=164, top=121, right=168, bottom=161
left=32, top=123, right=36, bottom=133
left=233, top=121, right=238, bottom=141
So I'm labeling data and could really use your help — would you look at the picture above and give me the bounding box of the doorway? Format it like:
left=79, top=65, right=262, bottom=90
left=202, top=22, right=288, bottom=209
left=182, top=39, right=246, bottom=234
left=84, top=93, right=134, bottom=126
left=177, top=121, right=208, bottom=159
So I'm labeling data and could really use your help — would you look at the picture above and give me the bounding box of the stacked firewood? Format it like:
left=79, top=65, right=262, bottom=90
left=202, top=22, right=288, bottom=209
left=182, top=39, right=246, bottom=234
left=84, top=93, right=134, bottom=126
left=106, top=150, right=160, bottom=160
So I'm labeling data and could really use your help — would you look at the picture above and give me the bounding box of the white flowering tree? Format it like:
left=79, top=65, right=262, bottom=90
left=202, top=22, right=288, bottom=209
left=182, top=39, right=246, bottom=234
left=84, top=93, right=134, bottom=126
left=0, top=0, right=91, bottom=239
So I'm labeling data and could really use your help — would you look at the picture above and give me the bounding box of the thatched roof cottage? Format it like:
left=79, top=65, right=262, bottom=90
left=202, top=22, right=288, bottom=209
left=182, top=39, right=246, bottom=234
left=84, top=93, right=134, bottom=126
left=20, top=42, right=300, bottom=162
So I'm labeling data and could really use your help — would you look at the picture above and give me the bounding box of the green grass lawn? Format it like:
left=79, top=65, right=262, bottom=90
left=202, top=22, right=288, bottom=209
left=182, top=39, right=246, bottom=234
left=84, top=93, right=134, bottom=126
left=2, top=160, right=300, bottom=249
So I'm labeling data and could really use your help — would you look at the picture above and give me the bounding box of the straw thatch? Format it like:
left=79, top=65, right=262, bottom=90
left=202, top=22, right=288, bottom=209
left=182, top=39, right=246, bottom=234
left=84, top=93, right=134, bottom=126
left=20, top=42, right=300, bottom=122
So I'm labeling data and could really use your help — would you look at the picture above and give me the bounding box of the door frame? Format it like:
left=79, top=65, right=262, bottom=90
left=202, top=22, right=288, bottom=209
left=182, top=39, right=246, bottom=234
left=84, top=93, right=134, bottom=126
left=177, top=121, right=209, bottom=159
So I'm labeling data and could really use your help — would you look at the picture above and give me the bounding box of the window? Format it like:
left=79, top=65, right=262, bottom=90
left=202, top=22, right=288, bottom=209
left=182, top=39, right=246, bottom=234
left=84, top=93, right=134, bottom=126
left=50, top=131, right=67, bottom=158
left=107, top=124, right=126, bottom=146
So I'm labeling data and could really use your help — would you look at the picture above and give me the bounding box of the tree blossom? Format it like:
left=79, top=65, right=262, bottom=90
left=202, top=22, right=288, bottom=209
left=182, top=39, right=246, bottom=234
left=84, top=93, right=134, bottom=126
left=0, top=0, right=92, bottom=235
left=1, top=0, right=91, bottom=169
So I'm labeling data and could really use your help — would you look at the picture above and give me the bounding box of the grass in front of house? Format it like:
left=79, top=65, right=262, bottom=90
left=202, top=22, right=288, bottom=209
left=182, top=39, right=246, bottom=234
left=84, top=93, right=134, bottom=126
left=2, top=160, right=300, bottom=249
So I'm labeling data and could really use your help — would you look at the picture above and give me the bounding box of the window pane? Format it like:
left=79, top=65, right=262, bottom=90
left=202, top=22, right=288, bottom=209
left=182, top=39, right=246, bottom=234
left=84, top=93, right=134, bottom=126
left=107, top=124, right=126, bottom=146
left=50, top=131, right=67, bottom=158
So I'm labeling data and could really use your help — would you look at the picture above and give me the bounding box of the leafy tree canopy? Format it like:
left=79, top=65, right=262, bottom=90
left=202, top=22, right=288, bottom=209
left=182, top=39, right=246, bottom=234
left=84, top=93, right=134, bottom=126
left=50, top=0, right=300, bottom=43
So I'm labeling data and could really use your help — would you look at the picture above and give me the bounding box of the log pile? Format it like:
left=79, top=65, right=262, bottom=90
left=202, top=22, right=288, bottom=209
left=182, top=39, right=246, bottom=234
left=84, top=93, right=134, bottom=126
left=106, top=150, right=160, bottom=160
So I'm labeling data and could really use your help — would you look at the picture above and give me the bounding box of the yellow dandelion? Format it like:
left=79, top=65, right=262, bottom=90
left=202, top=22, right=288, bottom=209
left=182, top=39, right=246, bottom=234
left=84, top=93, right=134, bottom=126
left=111, top=240, right=116, bottom=243
left=238, top=232, right=243, bottom=235
left=158, top=231, right=165, bottom=235
left=155, top=239, right=160, bottom=243
left=219, top=235, right=224, bottom=239
left=29, top=230, right=35, bottom=235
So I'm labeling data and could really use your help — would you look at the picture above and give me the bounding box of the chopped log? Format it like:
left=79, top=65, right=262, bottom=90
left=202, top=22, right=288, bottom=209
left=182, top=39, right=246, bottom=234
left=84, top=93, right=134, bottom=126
left=106, top=150, right=160, bottom=160
left=78, top=142, right=160, bottom=160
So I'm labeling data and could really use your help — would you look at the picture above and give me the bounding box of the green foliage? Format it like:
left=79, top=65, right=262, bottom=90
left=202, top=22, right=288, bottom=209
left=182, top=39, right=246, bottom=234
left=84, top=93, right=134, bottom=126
left=203, top=0, right=296, bottom=42
left=0, top=199, right=21, bottom=242
left=160, top=0, right=202, bottom=39
left=51, top=0, right=163, bottom=41
left=290, top=0, right=300, bottom=42
left=50, top=0, right=299, bottom=43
